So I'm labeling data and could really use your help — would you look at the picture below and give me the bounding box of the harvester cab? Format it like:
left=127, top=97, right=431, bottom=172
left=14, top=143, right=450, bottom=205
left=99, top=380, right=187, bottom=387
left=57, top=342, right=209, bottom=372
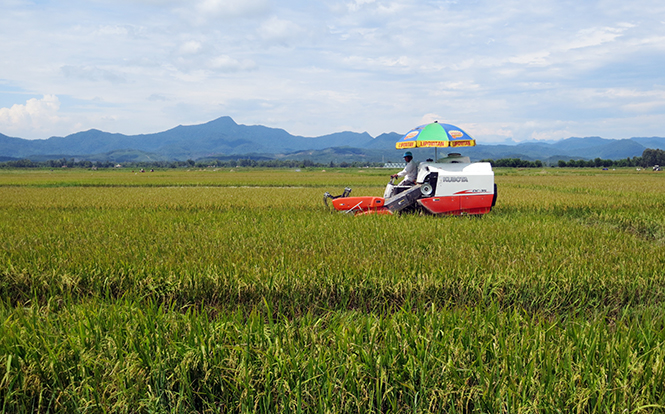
left=324, top=153, right=497, bottom=216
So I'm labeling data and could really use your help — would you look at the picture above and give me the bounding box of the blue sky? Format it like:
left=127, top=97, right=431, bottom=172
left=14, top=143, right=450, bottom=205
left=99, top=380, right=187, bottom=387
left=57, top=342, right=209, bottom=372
left=1, top=0, right=664, bottom=142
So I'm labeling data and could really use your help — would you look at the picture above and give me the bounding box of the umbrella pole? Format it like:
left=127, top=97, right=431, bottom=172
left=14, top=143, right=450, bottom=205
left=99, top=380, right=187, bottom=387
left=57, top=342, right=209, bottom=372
left=435, top=148, right=437, bottom=162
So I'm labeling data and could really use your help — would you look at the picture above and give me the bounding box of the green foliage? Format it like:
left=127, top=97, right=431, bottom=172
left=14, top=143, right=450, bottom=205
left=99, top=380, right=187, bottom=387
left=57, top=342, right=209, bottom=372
left=0, top=158, right=386, bottom=170
left=1, top=168, right=665, bottom=412
left=642, top=148, right=665, bottom=167
left=556, top=156, right=643, bottom=168
left=481, top=158, right=543, bottom=168
left=481, top=150, right=665, bottom=168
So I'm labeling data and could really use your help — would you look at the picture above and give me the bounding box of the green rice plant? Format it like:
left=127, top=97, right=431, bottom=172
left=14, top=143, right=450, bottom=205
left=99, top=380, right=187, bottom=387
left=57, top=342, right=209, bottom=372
left=1, top=301, right=664, bottom=413
left=1, top=168, right=665, bottom=412
left=2, top=182, right=664, bottom=315
left=0, top=168, right=387, bottom=189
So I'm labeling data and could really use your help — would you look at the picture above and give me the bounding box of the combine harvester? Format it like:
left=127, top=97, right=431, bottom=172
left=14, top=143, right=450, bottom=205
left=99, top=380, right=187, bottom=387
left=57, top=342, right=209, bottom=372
left=324, top=153, right=497, bottom=216
left=324, top=121, right=497, bottom=216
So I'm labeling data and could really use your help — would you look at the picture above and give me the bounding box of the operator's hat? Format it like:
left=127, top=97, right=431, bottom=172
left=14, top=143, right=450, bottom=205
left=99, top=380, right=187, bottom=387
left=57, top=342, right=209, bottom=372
left=403, top=151, right=413, bottom=158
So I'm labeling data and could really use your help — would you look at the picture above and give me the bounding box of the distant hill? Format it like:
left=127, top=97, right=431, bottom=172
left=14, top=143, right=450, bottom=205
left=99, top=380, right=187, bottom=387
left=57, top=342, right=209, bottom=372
left=1, top=116, right=664, bottom=163
left=0, top=117, right=373, bottom=161
left=461, top=137, right=664, bottom=162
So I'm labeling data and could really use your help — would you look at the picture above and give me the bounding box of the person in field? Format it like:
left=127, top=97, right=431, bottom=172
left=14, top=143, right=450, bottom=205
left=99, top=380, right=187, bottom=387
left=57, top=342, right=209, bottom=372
left=391, top=151, right=417, bottom=186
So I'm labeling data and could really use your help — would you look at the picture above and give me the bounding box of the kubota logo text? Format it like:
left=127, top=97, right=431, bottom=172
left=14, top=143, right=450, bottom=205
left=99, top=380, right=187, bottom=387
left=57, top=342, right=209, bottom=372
left=441, top=176, right=469, bottom=182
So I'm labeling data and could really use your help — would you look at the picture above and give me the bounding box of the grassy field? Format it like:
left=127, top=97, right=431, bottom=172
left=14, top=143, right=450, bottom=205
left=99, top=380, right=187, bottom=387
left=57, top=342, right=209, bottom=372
left=1, top=167, right=664, bottom=413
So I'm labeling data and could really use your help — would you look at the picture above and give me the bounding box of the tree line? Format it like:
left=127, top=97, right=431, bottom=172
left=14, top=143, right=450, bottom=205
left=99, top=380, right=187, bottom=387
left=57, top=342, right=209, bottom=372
left=0, top=157, right=383, bottom=169
left=480, top=158, right=544, bottom=168
left=555, top=148, right=664, bottom=167
left=2, top=149, right=664, bottom=169
left=482, top=149, right=665, bottom=168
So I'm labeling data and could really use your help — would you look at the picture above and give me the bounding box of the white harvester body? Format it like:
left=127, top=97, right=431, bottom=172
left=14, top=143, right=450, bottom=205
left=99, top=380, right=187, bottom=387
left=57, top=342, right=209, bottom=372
left=325, top=154, right=497, bottom=216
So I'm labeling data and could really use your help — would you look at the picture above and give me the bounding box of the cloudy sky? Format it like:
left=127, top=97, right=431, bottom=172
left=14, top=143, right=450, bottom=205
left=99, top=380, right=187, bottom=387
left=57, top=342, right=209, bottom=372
left=1, top=0, right=664, bottom=143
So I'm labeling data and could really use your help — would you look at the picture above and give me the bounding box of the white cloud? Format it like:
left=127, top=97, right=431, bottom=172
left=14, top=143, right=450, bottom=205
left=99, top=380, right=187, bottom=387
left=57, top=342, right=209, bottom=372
left=198, top=0, right=268, bottom=15
left=340, top=54, right=410, bottom=71
left=343, top=0, right=404, bottom=15
left=622, top=101, right=665, bottom=113
left=170, top=0, right=270, bottom=26
left=347, top=0, right=377, bottom=12
left=568, top=88, right=665, bottom=114
left=565, top=26, right=628, bottom=50
left=419, top=113, right=441, bottom=125
left=148, top=94, right=170, bottom=101
left=508, top=51, right=551, bottom=66
left=178, top=40, right=203, bottom=55
left=502, top=24, right=633, bottom=71
left=95, top=25, right=131, bottom=36
left=209, top=55, right=257, bottom=72
left=436, top=81, right=481, bottom=92
left=1, top=0, right=665, bottom=143
left=258, top=16, right=304, bottom=44
left=61, top=66, right=127, bottom=84
left=465, top=124, right=514, bottom=139
left=530, top=129, right=572, bottom=141
left=0, top=95, right=69, bottom=138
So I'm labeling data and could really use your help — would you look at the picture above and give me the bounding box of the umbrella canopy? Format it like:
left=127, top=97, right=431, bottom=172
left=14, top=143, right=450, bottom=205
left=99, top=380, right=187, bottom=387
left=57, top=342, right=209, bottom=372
left=396, top=121, right=476, bottom=149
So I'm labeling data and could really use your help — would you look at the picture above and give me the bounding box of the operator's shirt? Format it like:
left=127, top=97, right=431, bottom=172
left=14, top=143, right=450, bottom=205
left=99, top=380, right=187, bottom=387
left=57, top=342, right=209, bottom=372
left=397, top=160, right=417, bottom=183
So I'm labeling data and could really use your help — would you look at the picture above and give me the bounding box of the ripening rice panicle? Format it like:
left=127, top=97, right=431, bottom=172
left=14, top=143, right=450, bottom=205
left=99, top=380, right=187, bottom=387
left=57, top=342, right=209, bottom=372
left=1, top=168, right=664, bottom=412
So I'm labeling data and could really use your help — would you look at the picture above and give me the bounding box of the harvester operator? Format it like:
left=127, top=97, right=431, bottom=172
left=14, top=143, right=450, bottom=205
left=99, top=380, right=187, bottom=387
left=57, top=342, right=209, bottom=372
left=391, top=151, right=417, bottom=186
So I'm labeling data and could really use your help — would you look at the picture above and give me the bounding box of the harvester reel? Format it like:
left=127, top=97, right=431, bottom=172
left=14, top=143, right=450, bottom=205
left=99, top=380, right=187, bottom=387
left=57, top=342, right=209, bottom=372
left=323, top=187, right=352, bottom=209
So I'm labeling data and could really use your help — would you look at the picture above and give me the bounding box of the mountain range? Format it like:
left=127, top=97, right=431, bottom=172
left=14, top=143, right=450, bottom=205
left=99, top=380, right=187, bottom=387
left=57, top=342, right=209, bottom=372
left=1, top=116, right=664, bottom=163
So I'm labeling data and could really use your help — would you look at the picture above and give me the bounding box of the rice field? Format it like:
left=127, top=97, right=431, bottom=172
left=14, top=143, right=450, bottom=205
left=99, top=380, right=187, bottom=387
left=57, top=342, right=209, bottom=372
left=1, top=167, right=664, bottom=413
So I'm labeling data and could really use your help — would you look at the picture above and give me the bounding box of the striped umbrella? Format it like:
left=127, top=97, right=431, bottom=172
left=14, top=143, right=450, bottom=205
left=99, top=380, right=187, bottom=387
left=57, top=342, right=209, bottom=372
left=396, top=121, right=476, bottom=150
left=396, top=121, right=476, bottom=161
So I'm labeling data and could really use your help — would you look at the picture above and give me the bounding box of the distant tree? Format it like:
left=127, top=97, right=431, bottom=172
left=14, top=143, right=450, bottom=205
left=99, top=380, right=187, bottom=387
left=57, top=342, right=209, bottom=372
left=642, top=148, right=665, bottom=167
left=238, top=159, right=257, bottom=167
left=481, top=158, right=543, bottom=168
left=5, top=159, right=37, bottom=168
